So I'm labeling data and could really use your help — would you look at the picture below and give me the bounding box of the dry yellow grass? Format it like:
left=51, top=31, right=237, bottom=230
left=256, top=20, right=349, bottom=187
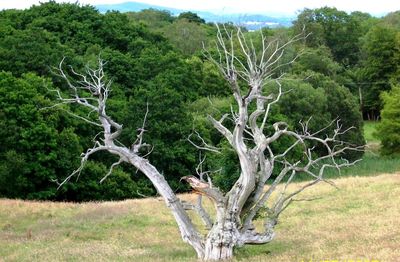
left=1, top=173, right=399, bottom=261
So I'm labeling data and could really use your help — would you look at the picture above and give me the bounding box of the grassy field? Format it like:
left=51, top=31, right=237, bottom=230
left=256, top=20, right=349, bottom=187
left=364, top=121, right=380, bottom=144
left=1, top=121, right=399, bottom=262
left=1, top=173, right=399, bottom=262
left=343, top=121, right=400, bottom=178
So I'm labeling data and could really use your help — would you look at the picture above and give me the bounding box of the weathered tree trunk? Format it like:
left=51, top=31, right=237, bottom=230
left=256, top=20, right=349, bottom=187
left=204, top=240, right=234, bottom=260
left=204, top=219, right=237, bottom=260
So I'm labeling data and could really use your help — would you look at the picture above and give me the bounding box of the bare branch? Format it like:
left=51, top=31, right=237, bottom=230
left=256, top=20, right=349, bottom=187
left=187, top=131, right=222, bottom=154
left=100, top=158, right=124, bottom=183
left=207, top=114, right=234, bottom=146
left=131, top=103, right=150, bottom=153
left=57, top=107, right=102, bottom=127
left=55, top=143, right=109, bottom=189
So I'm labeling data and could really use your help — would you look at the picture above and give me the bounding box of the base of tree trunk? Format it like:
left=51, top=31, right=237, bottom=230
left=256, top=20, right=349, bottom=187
left=204, top=244, right=234, bottom=260
left=203, top=223, right=236, bottom=261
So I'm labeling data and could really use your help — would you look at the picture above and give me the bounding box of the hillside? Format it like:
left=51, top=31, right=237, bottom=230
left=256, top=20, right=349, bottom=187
left=1, top=173, right=399, bottom=261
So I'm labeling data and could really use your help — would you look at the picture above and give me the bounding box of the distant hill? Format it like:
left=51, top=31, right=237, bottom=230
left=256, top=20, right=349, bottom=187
left=95, top=1, right=294, bottom=30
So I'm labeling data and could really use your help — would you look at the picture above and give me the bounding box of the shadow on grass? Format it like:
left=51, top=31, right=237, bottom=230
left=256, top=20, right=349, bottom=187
left=234, top=240, right=293, bottom=260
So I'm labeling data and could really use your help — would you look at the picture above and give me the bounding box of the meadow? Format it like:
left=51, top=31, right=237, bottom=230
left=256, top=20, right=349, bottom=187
left=1, top=174, right=399, bottom=261
left=1, top=122, right=399, bottom=262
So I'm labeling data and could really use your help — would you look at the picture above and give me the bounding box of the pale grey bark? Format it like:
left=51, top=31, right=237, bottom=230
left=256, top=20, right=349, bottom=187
left=51, top=26, right=362, bottom=261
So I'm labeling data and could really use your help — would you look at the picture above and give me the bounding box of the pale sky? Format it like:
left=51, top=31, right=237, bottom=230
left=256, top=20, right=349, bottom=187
left=1, top=0, right=399, bottom=16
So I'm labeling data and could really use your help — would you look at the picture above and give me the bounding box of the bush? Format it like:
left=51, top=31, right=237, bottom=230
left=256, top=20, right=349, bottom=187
left=377, top=86, right=400, bottom=155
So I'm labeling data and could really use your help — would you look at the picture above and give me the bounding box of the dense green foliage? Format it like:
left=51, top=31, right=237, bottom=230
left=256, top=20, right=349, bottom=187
left=0, top=2, right=225, bottom=200
left=357, top=25, right=400, bottom=118
left=1, top=2, right=398, bottom=200
left=293, top=7, right=400, bottom=120
left=377, top=86, right=400, bottom=155
left=293, top=7, right=373, bottom=66
left=0, top=72, right=152, bottom=201
left=177, top=11, right=206, bottom=24
left=0, top=72, right=80, bottom=199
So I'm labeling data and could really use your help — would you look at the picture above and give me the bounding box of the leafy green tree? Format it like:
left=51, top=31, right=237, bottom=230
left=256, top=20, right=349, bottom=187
left=382, top=11, right=400, bottom=28
left=376, top=86, right=400, bottom=155
left=292, top=46, right=341, bottom=77
left=0, top=28, right=71, bottom=76
left=185, top=56, right=230, bottom=97
left=357, top=25, right=399, bottom=119
left=293, top=9, right=326, bottom=47
left=276, top=79, right=330, bottom=129
left=178, top=11, right=205, bottom=24
left=127, top=9, right=175, bottom=31
left=0, top=72, right=81, bottom=199
left=293, top=7, right=371, bottom=66
left=289, top=72, right=365, bottom=159
left=162, top=19, right=208, bottom=56
left=22, top=2, right=102, bottom=54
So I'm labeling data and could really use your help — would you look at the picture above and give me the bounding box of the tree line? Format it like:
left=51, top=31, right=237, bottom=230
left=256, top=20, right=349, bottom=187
left=0, top=2, right=398, bottom=200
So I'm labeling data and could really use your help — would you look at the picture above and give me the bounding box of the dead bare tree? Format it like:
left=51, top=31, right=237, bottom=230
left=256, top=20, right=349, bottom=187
left=183, top=26, right=362, bottom=260
left=52, top=26, right=362, bottom=261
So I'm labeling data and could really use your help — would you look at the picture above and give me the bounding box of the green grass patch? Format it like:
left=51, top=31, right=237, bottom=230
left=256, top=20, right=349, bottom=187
left=292, top=120, right=400, bottom=182
left=325, top=152, right=400, bottom=178
left=292, top=152, right=400, bottom=182
left=364, top=120, right=380, bottom=143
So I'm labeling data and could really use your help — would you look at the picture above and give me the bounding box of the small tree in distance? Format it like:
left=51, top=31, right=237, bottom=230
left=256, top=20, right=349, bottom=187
left=377, top=85, right=400, bottom=155
left=51, top=26, right=362, bottom=261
